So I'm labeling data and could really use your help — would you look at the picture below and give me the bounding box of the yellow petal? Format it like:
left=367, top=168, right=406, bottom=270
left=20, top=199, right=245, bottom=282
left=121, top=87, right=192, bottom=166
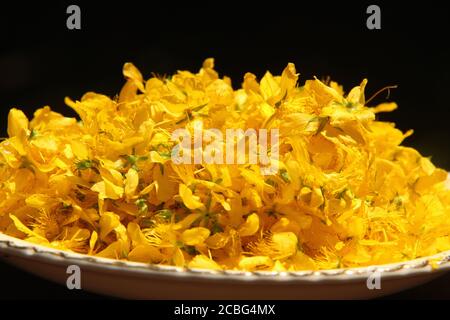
left=91, top=178, right=124, bottom=200
left=212, top=192, right=231, bottom=211
left=7, top=108, right=29, bottom=138
left=127, top=222, right=147, bottom=247
left=124, top=168, right=139, bottom=197
left=89, top=231, right=98, bottom=255
left=173, top=213, right=202, bottom=230
left=260, top=71, right=280, bottom=101
left=270, top=217, right=301, bottom=234
left=238, top=213, right=260, bottom=237
left=128, top=244, right=163, bottom=263
left=123, top=62, right=145, bottom=92
left=238, top=256, right=273, bottom=271
left=179, top=184, right=204, bottom=210
left=373, top=102, right=398, bottom=113
left=71, top=140, right=89, bottom=159
left=173, top=247, right=185, bottom=267
left=205, top=232, right=230, bottom=249
left=9, top=214, right=47, bottom=241
left=99, top=212, right=121, bottom=241
left=279, top=62, right=298, bottom=95
left=188, top=255, right=222, bottom=270
left=270, top=232, right=298, bottom=259
left=181, top=227, right=210, bottom=246
left=96, top=239, right=129, bottom=259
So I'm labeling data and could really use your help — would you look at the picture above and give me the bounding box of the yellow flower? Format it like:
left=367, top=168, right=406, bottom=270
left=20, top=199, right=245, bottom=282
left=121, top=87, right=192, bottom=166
left=99, top=212, right=124, bottom=241
left=238, top=256, right=273, bottom=271
left=1, top=58, right=450, bottom=272
left=124, top=168, right=139, bottom=198
left=89, top=230, right=98, bottom=255
left=7, top=108, right=29, bottom=138
left=188, top=255, right=222, bottom=270
left=9, top=214, right=48, bottom=244
left=238, top=213, right=260, bottom=237
left=128, top=245, right=163, bottom=263
left=91, top=179, right=124, bottom=200
left=249, top=232, right=298, bottom=260
left=179, top=184, right=205, bottom=210
left=181, top=227, right=210, bottom=246
left=122, top=62, right=145, bottom=92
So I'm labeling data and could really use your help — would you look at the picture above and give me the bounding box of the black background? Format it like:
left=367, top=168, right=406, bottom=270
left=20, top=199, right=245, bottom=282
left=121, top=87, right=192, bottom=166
left=0, top=0, right=449, bottom=299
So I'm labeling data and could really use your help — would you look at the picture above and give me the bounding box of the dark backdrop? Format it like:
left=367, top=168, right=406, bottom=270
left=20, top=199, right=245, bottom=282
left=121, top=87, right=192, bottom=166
left=1, top=1, right=449, bottom=168
left=0, top=0, right=449, bottom=299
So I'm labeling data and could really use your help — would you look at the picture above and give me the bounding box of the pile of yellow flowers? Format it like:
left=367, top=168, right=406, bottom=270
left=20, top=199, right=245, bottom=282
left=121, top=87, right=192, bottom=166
left=1, top=59, right=449, bottom=271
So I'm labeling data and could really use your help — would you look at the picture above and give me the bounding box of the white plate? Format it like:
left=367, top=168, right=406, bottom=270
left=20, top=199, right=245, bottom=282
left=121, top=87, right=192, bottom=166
left=1, top=233, right=449, bottom=299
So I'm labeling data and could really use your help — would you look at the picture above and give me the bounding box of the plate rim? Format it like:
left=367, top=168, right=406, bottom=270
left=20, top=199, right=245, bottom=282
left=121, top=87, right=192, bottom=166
left=1, top=232, right=449, bottom=283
